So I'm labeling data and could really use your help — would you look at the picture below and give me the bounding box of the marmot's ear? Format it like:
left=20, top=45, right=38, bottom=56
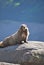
left=20, top=26, right=23, bottom=29
left=20, top=26, right=24, bottom=31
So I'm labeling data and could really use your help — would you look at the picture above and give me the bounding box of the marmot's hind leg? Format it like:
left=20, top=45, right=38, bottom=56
left=0, top=42, right=5, bottom=48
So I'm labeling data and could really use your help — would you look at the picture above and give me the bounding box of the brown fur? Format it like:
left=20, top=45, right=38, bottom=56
left=0, top=24, right=30, bottom=48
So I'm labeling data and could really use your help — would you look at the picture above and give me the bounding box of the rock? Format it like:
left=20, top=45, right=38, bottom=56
left=0, top=62, right=20, bottom=65
left=0, top=41, right=44, bottom=65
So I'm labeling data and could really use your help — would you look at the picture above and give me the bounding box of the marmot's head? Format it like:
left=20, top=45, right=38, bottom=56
left=19, top=24, right=30, bottom=37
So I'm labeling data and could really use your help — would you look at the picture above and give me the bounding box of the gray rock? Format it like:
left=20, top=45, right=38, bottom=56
left=0, top=62, right=20, bottom=65
left=0, top=41, right=44, bottom=65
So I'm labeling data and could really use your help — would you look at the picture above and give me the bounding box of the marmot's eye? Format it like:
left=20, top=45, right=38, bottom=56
left=23, top=27, right=25, bottom=29
left=21, top=26, right=25, bottom=29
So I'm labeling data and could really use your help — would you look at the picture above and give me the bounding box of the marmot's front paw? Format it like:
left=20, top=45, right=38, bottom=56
left=21, top=41, right=24, bottom=44
left=21, top=41, right=28, bottom=44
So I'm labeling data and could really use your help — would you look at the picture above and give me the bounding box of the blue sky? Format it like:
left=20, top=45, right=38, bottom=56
left=0, top=0, right=44, bottom=23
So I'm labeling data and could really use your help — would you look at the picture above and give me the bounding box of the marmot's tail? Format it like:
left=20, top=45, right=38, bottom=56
left=0, top=41, right=4, bottom=48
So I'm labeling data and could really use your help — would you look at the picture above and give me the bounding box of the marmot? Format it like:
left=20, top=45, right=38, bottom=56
left=0, top=24, right=30, bottom=48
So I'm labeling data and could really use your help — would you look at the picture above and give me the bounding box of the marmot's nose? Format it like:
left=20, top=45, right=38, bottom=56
left=25, top=29, right=27, bottom=31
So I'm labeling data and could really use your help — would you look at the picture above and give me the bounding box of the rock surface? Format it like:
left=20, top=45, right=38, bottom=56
left=0, top=41, right=44, bottom=65
left=0, top=62, right=20, bottom=65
